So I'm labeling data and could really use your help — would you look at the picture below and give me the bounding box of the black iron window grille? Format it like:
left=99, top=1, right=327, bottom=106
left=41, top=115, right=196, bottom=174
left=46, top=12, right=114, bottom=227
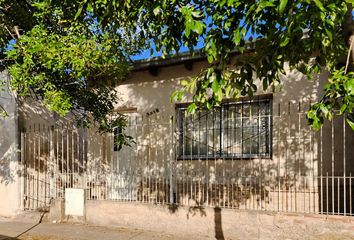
left=177, top=96, right=272, bottom=159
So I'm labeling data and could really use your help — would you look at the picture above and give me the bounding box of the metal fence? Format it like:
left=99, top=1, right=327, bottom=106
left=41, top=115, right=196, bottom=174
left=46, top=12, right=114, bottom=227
left=19, top=101, right=354, bottom=216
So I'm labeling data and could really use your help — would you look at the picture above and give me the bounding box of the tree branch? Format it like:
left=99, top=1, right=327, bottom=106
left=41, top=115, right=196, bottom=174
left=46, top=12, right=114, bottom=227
left=345, top=35, right=354, bottom=73
left=0, top=104, right=8, bottom=117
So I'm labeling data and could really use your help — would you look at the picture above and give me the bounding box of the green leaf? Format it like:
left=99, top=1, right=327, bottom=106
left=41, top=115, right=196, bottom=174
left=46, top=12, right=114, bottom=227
left=278, top=0, right=288, bottom=13
left=233, top=29, right=242, bottom=45
left=180, top=79, right=189, bottom=86
left=215, top=88, right=223, bottom=101
left=75, top=5, right=83, bottom=19
left=187, top=103, right=197, bottom=114
left=340, top=104, right=347, bottom=114
left=194, top=21, right=204, bottom=35
left=347, top=118, right=354, bottom=130
left=87, top=3, right=94, bottom=12
left=344, top=78, right=354, bottom=93
left=280, top=37, right=290, bottom=47
left=177, top=91, right=184, bottom=101
left=211, top=80, right=220, bottom=93
left=320, top=104, right=331, bottom=119
left=153, top=6, right=161, bottom=16
left=207, top=55, right=213, bottom=63
left=313, top=0, right=325, bottom=11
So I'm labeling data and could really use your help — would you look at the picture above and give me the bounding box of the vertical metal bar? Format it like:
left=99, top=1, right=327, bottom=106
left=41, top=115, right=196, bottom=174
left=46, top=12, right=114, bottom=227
left=67, top=128, right=70, bottom=191
left=147, top=116, right=151, bottom=203
left=221, top=106, right=225, bottom=207
left=61, top=129, right=64, bottom=188
left=77, top=128, right=80, bottom=181
left=231, top=106, right=235, bottom=209
left=310, top=126, right=313, bottom=213
left=49, top=126, right=54, bottom=202
left=155, top=118, right=159, bottom=203
left=110, top=126, right=114, bottom=201
left=206, top=109, right=209, bottom=206
left=320, top=124, right=323, bottom=214
left=326, top=172, right=329, bottom=215
left=277, top=103, right=280, bottom=212
left=169, top=116, right=174, bottom=204
left=337, top=176, right=340, bottom=215
left=343, top=116, right=346, bottom=215
left=331, top=118, right=334, bottom=215
left=55, top=128, right=59, bottom=199
left=36, top=125, right=40, bottom=209
left=258, top=100, right=262, bottom=210
left=250, top=101, right=254, bottom=210
left=286, top=101, right=290, bottom=212
left=32, top=126, right=36, bottom=210
left=350, top=172, right=352, bottom=216
left=304, top=176, right=307, bottom=213
left=241, top=101, right=245, bottom=210
left=296, top=101, right=301, bottom=212
left=197, top=109, right=202, bottom=206
left=20, top=131, right=25, bottom=210
left=45, top=125, right=48, bottom=206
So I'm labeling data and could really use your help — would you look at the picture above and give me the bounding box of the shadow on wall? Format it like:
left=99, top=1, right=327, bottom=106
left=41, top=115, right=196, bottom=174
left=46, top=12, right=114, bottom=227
left=0, top=72, right=17, bottom=185
left=0, top=113, right=16, bottom=185
left=168, top=204, right=224, bottom=240
left=17, top=65, right=354, bottom=214
left=106, top=69, right=319, bottom=209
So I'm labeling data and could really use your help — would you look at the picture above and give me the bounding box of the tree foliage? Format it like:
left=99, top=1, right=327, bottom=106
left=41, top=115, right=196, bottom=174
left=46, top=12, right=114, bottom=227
left=77, top=0, right=354, bottom=130
left=0, top=0, right=144, bottom=147
left=1, top=0, right=354, bottom=132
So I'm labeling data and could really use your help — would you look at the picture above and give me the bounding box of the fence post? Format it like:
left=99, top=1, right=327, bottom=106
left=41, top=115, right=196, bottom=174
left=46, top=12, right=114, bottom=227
left=20, top=131, right=25, bottom=210
left=49, top=125, right=55, bottom=202
left=169, top=116, right=174, bottom=204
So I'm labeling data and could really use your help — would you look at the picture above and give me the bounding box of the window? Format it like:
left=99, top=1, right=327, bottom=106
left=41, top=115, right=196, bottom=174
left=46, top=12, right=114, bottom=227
left=176, top=96, right=272, bottom=159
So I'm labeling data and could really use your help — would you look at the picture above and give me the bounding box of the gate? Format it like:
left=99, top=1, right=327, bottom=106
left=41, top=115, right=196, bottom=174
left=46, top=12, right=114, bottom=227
left=20, top=124, right=87, bottom=210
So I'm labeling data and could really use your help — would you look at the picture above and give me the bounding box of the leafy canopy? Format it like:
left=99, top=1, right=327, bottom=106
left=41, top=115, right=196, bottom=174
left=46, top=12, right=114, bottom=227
left=77, top=0, right=354, bottom=130
left=0, top=0, right=143, bottom=147
left=1, top=0, right=354, bottom=132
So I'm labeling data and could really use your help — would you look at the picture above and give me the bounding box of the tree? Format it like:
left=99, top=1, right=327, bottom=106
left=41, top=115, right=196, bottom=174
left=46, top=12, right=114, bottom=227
left=75, top=0, right=354, bottom=130
left=1, top=0, right=354, bottom=132
left=0, top=0, right=144, bottom=146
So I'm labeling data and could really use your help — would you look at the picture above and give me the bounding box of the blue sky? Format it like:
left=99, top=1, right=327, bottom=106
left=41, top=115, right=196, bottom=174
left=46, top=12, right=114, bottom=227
left=130, top=41, right=205, bottom=61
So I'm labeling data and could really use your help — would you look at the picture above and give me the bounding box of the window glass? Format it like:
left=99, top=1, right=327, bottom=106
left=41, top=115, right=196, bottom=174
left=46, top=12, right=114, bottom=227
left=177, top=97, right=272, bottom=159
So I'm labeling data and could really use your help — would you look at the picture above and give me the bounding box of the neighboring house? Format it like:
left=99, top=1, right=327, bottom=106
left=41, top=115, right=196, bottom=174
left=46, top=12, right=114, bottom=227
left=0, top=53, right=353, bottom=218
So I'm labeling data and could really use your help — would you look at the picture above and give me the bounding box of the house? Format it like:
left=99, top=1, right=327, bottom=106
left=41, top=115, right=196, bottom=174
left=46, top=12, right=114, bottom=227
left=0, top=52, right=353, bottom=222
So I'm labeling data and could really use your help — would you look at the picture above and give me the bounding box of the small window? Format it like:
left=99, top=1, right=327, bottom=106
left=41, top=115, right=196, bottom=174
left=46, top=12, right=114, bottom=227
left=176, top=96, right=272, bottom=159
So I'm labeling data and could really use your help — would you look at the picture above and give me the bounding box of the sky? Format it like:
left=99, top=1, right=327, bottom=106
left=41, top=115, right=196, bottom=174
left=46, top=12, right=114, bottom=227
left=130, top=40, right=205, bottom=61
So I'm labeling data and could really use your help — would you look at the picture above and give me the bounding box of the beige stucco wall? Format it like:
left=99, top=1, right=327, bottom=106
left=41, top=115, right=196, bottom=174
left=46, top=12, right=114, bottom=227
left=87, top=60, right=351, bottom=176
left=80, top=59, right=354, bottom=213
left=14, top=57, right=354, bottom=213
left=0, top=71, right=20, bottom=216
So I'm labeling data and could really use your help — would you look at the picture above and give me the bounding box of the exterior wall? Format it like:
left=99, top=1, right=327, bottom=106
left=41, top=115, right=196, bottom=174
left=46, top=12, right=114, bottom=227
left=81, top=201, right=353, bottom=239
left=12, top=56, right=354, bottom=214
left=0, top=71, right=20, bottom=216
left=84, top=59, right=354, bottom=213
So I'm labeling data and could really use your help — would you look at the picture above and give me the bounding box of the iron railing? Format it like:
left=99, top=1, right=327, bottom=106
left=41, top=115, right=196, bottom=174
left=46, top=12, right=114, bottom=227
left=19, top=100, right=354, bottom=216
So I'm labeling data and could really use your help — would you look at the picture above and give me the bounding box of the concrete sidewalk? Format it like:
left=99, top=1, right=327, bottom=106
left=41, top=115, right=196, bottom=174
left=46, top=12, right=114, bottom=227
left=0, top=217, right=208, bottom=240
